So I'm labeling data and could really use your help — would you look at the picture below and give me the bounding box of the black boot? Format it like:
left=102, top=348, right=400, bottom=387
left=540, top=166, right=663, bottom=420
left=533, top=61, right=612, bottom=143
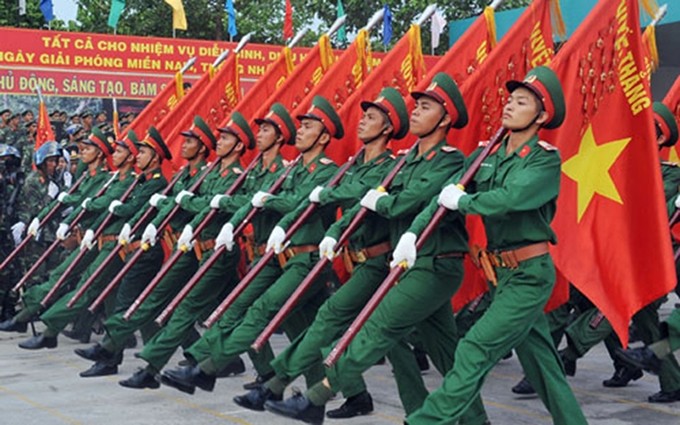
left=648, top=389, right=680, bottom=403
left=74, top=343, right=114, bottom=362
left=602, top=366, right=643, bottom=387
left=615, top=346, right=662, bottom=375
left=326, top=390, right=373, bottom=418
left=243, top=371, right=275, bottom=390
left=80, top=362, right=118, bottom=378
left=119, top=368, right=160, bottom=389
left=0, top=317, right=28, bottom=333
left=413, top=347, right=430, bottom=372
left=264, top=391, right=325, bottom=425
left=233, top=386, right=283, bottom=411
left=18, top=334, right=57, bottom=350
left=511, top=377, right=536, bottom=395
left=160, top=365, right=215, bottom=395
left=558, top=349, right=577, bottom=376
left=61, top=328, right=91, bottom=344
left=216, top=357, right=246, bottom=378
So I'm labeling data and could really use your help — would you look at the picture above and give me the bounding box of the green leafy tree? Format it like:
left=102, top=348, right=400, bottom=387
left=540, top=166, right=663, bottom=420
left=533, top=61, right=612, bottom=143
left=0, top=0, right=65, bottom=29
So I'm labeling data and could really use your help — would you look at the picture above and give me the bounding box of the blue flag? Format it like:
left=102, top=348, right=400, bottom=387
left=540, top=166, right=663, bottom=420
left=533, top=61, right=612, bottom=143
left=225, top=0, right=237, bottom=38
left=382, top=4, right=392, bottom=47
left=39, top=0, right=54, bottom=22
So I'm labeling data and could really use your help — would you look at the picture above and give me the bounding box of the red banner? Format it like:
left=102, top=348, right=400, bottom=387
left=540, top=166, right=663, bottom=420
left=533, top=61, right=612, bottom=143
left=0, top=27, right=437, bottom=100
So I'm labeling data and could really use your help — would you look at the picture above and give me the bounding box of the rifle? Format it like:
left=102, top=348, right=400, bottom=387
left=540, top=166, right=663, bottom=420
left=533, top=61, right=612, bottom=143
left=0, top=171, right=87, bottom=273
left=251, top=145, right=412, bottom=352
left=122, top=153, right=261, bottom=323
left=12, top=171, right=119, bottom=293
left=72, top=168, right=184, bottom=310
left=324, top=128, right=508, bottom=367
left=86, top=161, right=219, bottom=314
left=40, top=174, right=141, bottom=308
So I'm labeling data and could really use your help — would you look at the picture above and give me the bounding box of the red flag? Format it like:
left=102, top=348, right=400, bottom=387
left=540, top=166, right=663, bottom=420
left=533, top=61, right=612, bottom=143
left=544, top=0, right=673, bottom=347
left=450, top=0, right=562, bottom=312
left=292, top=29, right=373, bottom=164
left=334, top=24, right=426, bottom=162
left=284, top=0, right=294, bottom=40
left=128, top=70, right=187, bottom=139
left=234, top=46, right=295, bottom=165
left=163, top=53, right=241, bottom=167
left=35, top=99, right=55, bottom=151
left=660, top=76, right=680, bottom=163
left=393, top=6, right=498, bottom=154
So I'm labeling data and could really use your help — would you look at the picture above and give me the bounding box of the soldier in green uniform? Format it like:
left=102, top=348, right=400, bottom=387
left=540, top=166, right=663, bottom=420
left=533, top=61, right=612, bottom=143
left=263, top=74, right=487, bottom=425
left=0, top=109, right=11, bottom=140
left=15, top=130, right=155, bottom=349
left=233, top=87, right=438, bottom=419
left=20, top=120, right=37, bottom=173
left=552, top=101, right=680, bottom=402
left=159, top=96, right=342, bottom=397
left=6, top=142, right=60, bottom=308
left=112, top=112, right=257, bottom=389
left=0, top=127, right=114, bottom=334
left=617, top=308, right=680, bottom=373
left=401, top=67, right=587, bottom=425
left=73, top=116, right=238, bottom=377
left=3, top=114, right=23, bottom=149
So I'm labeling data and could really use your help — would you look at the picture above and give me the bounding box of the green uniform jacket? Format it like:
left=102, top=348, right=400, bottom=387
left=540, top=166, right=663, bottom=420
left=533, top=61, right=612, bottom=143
left=661, top=161, right=680, bottom=202
left=456, top=135, right=560, bottom=250
left=318, top=150, right=394, bottom=250
left=217, top=155, right=287, bottom=245
left=182, top=161, right=245, bottom=240
left=36, top=166, right=110, bottom=222
left=372, top=140, right=467, bottom=256
left=265, top=153, right=338, bottom=246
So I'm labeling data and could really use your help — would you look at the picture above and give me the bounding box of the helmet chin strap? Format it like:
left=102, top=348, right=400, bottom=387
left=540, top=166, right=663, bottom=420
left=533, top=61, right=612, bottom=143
left=259, top=135, right=280, bottom=153
left=513, top=110, right=544, bottom=133
left=419, top=111, right=447, bottom=140
left=114, top=152, right=132, bottom=170
left=362, top=125, right=390, bottom=145
left=300, top=129, right=327, bottom=154
left=139, top=151, right=157, bottom=172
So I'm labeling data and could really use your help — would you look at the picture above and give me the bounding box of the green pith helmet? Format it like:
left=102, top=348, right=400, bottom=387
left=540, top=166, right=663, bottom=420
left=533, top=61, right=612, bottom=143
left=411, top=72, right=468, bottom=130
left=360, top=87, right=410, bottom=140
left=181, top=115, right=217, bottom=151
left=653, top=102, right=679, bottom=147
left=296, top=95, right=344, bottom=139
left=506, top=66, right=566, bottom=130
left=255, top=103, right=297, bottom=145
left=218, top=111, right=256, bottom=150
left=139, top=126, right=173, bottom=161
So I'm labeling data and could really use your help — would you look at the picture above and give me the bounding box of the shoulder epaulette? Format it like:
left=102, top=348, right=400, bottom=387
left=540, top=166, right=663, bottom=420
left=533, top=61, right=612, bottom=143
left=441, top=145, right=457, bottom=153
left=396, top=149, right=410, bottom=156
left=319, top=158, right=334, bottom=165
left=661, top=161, right=678, bottom=167
left=538, top=141, right=558, bottom=151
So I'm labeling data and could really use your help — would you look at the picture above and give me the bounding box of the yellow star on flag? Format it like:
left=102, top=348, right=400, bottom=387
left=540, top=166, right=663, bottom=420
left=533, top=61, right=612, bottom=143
left=562, top=125, right=630, bottom=222
left=668, top=146, right=680, bottom=165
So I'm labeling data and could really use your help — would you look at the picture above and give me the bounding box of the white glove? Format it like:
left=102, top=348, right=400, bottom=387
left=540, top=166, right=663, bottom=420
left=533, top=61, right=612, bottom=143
left=390, top=232, right=417, bottom=269
left=57, top=192, right=68, bottom=203
left=81, top=197, right=92, bottom=210
left=251, top=190, right=269, bottom=208
left=308, top=186, right=324, bottom=203
left=141, top=223, right=157, bottom=246
left=437, top=184, right=466, bottom=211
left=56, top=222, right=70, bottom=240
left=318, top=236, right=338, bottom=261
left=80, top=229, right=96, bottom=250
left=177, top=225, right=195, bottom=250
left=47, top=181, right=60, bottom=199
left=266, top=226, right=288, bottom=254
left=118, top=222, right=132, bottom=245
left=11, top=222, right=25, bottom=245
left=63, top=172, right=73, bottom=188
left=108, top=200, right=123, bottom=214
left=210, top=194, right=229, bottom=209
left=215, top=223, right=235, bottom=251
left=360, top=189, right=388, bottom=212
left=175, top=190, right=194, bottom=205
left=675, top=196, right=680, bottom=209
left=27, top=217, right=40, bottom=236
left=149, top=193, right=167, bottom=207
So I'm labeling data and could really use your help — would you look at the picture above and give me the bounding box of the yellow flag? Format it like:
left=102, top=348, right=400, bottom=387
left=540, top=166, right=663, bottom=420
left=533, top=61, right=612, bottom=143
left=164, top=0, right=187, bottom=30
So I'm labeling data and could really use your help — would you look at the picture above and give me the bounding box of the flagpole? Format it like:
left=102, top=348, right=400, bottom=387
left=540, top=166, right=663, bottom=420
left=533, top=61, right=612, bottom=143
left=327, top=15, right=347, bottom=37
left=650, top=4, right=668, bottom=26
left=490, top=0, right=504, bottom=8
left=287, top=28, right=309, bottom=48
left=363, top=8, right=385, bottom=32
